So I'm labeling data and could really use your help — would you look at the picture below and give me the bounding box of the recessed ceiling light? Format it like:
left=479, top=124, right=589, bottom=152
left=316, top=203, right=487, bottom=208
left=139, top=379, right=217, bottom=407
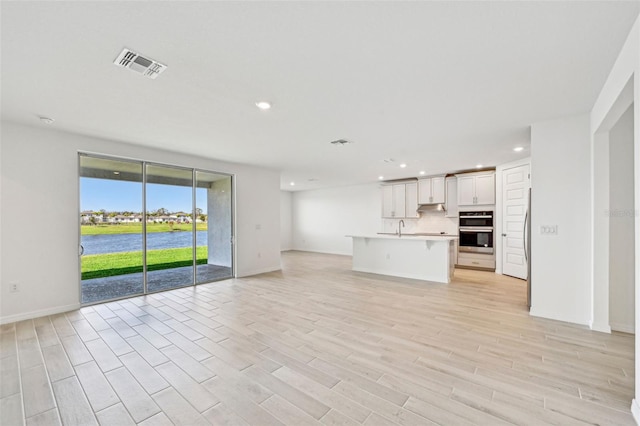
left=378, top=176, right=384, bottom=180
left=113, top=171, right=120, bottom=175
left=256, top=101, right=271, bottom=110
left=513, top=146, right=524, bottom=152
left=39, top=116, right=54, bottom=124
left=399, top=163, right=407, bottom=168
left=476, top=164, right=483, bottom=168
left=419, top=171, right=426, bottom=175
left=289, top=182, right=295, bottom=186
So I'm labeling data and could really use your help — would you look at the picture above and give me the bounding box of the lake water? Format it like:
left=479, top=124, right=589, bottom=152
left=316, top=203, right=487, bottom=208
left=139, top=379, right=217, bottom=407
left=81, top=231, right=208, bottom=255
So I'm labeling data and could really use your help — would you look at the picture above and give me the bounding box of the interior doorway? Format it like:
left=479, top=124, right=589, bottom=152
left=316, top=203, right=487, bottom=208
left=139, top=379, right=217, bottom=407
left=592, top=76, right=635, bottom=335
left=609, top=104, right=635, bottom=333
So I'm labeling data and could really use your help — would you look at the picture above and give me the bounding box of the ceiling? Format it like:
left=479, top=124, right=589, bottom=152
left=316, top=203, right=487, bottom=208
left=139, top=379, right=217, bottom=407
left=2, top=1, right=639, bottom=191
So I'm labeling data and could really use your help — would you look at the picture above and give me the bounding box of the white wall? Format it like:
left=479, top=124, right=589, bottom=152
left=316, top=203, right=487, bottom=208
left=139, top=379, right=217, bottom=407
left=588, top=14, right=639, bottom=420
left=0, top=122, right=282, bottom=324
left=280, top=191, right=293, bottom=251
left=530, top=113, right=592, bottom=325
left=291, top=183, right=459, bottom=256
left=609, top=105, right=635, bottom=333
left=292, top=183, right=380, bottom=255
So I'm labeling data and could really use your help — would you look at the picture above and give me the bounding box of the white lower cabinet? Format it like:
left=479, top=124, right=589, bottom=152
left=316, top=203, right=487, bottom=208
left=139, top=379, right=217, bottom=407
left=457, top=252, right=495, bottom=269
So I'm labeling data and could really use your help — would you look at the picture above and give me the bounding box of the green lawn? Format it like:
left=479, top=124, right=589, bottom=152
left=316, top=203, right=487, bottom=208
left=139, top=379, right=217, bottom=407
left=82, top=246, right=208, bottom=280
left=81, top=222, right=207, bottom=235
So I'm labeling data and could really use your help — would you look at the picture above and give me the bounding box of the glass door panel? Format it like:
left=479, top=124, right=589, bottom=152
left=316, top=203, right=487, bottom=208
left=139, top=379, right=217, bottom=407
left=195, top=171, right=233, bottom=284
left=79, top=155, right=144, bottom=304
left=145, top=164, right=195, bottom=292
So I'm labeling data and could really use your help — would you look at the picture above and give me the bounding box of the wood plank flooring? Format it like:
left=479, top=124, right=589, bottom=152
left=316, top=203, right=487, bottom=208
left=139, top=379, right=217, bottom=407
left=0, top=251, right=635, bottom=425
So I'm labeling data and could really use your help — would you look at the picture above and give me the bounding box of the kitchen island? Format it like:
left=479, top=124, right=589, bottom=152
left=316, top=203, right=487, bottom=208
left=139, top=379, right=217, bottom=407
left=347, top=234, right=457, bottom=283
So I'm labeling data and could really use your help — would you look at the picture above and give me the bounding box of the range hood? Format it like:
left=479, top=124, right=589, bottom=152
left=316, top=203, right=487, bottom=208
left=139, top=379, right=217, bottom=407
left=417, top=203, right=446, bottom=212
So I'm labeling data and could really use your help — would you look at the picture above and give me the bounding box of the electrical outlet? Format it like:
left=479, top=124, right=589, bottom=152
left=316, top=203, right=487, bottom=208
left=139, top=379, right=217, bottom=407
left=255, top=224, right=261, bottom=230
left=9, top=282, right=19, bottom=293
left=540, top=225, right=558, bottom=235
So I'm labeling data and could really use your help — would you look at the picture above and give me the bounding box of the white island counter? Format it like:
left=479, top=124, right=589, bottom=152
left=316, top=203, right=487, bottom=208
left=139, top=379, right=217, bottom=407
left=347, top=234, right=457, bottom=283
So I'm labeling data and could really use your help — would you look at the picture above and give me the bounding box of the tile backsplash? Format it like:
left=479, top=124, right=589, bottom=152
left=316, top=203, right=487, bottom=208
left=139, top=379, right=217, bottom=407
left=381, top=210, right=458, bottom=235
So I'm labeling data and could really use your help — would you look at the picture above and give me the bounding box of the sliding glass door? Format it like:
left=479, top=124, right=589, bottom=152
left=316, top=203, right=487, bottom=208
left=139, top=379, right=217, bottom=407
left=195, top=171, right=233, bottom=283
left=79, top=154, right=233, bottom=304
left=145, top=164, right=195, bottom=292
left=79, top=155, right=144, bottom=304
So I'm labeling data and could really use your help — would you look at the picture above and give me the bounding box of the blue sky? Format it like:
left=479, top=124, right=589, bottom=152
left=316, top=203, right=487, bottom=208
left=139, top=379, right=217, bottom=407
left=80, top=178, right=208, bottom=213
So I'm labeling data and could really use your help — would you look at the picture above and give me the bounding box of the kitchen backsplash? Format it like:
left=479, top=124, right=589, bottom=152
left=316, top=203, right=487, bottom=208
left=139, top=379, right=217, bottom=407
left=381, top=210, right=458, bottom=235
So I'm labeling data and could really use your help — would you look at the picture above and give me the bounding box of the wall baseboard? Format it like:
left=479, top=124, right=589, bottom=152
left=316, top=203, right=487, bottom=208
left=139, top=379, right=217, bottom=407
left=610, top=322, right=635, bottom=334
left=237, top=265, right=281, bottom=278
left=291, top=248, right=352, bottom=257
left=0, top=303, right=81, bottom=325
left=632, top=399, right=640, bottom=424
left=529, top=307, right=590, bottom=327
left=590, top=321, right=613, bottom=334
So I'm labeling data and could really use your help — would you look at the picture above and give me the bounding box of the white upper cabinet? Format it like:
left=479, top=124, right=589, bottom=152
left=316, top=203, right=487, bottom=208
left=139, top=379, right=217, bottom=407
left=456, top=171, right=495, bottom=206
left=393, top=184, right=406, bottom=218
left=405, top=182, right=419, bottom=218
left=474, top=174, right=495, bottom=204
left=382, top=185, right=394, bottom=217
left=381, top=182, right=418, bottom=218
left=444, top=176, right=458, bottom=218
left=418, top=176, right=445, bottom=204
left=457, top=175, right=476, bottom=205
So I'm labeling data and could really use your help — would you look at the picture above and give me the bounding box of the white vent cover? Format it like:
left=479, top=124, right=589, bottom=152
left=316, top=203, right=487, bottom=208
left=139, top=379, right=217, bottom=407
left=113, top=48, right=167, bottom=79
left=330, top=139, right=353, bottom=145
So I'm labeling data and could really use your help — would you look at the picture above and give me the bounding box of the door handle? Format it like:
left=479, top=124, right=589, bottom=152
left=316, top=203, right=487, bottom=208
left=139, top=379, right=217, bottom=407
left=523, top=210, right=528, bottom=262
left=502, top=233, right=507, bottom=237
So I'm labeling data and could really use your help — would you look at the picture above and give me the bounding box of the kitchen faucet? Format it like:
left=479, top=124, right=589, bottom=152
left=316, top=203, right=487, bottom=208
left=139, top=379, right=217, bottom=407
left=398, top=220, right=405, bottom=237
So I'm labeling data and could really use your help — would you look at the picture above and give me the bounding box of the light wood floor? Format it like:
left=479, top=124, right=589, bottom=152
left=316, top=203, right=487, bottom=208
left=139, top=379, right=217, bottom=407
left=0, top=251, right=635, bottom=425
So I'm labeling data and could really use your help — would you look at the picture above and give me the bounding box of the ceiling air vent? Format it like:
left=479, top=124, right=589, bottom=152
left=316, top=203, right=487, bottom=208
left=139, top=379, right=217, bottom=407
left=113, top=48, right=167, bottom=79
left=330, top=139, right=353, bottom=145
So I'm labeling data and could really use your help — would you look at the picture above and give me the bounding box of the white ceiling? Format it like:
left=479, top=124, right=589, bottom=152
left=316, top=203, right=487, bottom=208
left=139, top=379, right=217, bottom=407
left=2, top=1, right=639, bottom=191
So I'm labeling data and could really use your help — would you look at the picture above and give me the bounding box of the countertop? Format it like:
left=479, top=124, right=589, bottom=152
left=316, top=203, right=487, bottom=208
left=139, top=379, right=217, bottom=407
left=377, top=232, right=459, bottom=237
left=347, top=234, right=458, bottom=241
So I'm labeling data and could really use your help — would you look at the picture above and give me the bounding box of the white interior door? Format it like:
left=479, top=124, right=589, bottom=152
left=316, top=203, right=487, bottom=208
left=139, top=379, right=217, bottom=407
left=502, top=164, right=530, bottom=279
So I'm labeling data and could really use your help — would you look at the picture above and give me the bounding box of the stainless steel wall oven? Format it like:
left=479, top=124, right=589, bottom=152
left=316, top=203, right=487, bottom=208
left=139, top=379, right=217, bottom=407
left=459, top=211, right=494, bottom=254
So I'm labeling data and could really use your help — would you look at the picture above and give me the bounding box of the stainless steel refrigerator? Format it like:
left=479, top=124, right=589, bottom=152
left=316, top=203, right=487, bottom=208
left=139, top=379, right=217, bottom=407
left=526, top=188, right=532, bottom=309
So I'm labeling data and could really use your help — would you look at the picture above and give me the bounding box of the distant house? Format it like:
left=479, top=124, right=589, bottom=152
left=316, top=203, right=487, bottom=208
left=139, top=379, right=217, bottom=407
left=173, top=212, right=192, bottom=223
left=80, top=210, right=104, bottom=223
left=157, top=215, right=171, bottom=223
